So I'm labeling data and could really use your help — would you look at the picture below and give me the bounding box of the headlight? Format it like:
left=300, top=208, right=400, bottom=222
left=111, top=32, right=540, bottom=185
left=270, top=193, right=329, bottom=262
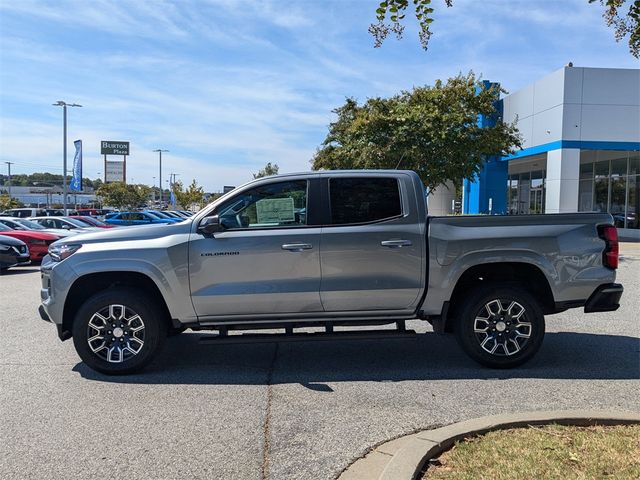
left=48, top=244, right=82, bottom=262
left=0, top=244, right=11, bottom=252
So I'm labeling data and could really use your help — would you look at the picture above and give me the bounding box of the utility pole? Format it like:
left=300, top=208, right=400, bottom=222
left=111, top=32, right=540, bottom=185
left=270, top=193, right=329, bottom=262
left=153, top=149, right=168, bottom=204
left=53, top=101, right=82, bottom=214
left=4, top=161, right=13, bottom=201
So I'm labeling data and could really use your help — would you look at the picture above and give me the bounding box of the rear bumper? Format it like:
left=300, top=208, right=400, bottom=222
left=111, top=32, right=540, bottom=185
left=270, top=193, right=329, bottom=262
left=584, top=283, right=623, bottom=313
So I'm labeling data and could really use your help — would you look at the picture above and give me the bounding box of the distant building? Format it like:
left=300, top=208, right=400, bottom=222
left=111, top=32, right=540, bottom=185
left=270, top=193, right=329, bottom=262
left=3, top=186, right=98, bottom=207
left=447, top=66, right=639, bottom=239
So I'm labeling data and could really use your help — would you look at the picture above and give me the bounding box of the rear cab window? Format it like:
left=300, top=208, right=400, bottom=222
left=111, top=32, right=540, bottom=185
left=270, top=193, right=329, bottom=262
left=329, top=177, right=402, bottom=225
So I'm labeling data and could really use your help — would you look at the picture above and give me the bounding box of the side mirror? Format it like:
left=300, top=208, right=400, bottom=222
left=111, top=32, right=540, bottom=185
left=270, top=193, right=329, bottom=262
left=62, top=224, right=71, bottom=230
left=198, top=215, right=223, bottom=235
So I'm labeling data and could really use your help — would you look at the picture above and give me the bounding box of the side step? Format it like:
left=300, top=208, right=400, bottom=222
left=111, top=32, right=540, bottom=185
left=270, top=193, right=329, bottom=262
left=198, top=328, right=419, bottom=345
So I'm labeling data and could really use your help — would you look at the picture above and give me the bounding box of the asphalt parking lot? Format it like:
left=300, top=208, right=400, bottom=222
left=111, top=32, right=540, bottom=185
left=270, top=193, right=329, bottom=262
left=1, top=251, right=639, bottom=480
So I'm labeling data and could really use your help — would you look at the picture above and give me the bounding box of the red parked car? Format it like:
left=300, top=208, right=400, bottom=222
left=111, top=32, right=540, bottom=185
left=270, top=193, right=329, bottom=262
left=0, top=223, right=59, bottom=261
left=69, top=216, right=115, bottom=228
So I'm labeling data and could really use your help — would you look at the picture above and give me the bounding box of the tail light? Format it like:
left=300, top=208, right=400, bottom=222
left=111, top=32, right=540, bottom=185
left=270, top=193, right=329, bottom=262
left=598, top=225, right=619, bottom=270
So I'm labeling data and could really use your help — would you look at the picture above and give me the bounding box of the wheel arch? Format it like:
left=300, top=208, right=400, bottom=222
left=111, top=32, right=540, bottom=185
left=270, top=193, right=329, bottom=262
left=62, top=271, right=173, bottom=339
left=444, top=262, right=555, bottom=332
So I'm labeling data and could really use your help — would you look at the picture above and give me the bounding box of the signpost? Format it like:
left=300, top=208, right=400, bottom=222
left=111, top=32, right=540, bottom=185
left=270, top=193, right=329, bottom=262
left=101, top=141, right=129, bottom=183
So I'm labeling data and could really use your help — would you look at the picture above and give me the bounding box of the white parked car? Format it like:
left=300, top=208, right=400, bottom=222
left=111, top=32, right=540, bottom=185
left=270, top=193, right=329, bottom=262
left=28, top=216, right=101, bottom=233
left=0, top=217, right=77, bottom=238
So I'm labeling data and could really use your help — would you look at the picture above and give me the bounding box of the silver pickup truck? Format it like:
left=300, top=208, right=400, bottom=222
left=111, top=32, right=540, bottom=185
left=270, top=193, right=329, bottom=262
left=39, top=170, right=623, bottom=374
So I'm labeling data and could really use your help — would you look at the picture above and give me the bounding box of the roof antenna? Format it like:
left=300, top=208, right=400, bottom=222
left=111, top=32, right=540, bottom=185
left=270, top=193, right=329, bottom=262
left=395, top=153, right=405, bottom=169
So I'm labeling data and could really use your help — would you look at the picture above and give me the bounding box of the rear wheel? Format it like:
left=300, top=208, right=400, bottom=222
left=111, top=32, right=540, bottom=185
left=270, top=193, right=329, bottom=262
left=72, top=288, right=167, bottom=374
left=454, top=284, right=545, bottom=368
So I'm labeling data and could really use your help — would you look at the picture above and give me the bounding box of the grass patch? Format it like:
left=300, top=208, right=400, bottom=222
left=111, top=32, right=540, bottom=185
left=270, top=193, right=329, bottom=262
left=424, top=424, right=640, bottom=480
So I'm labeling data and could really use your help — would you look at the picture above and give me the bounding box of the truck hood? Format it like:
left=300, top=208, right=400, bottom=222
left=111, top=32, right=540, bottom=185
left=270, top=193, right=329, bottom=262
left=53, top=220, right=194, bottom=245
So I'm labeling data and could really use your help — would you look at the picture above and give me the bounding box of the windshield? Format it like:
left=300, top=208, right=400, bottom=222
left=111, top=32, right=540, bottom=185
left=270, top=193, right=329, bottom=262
left=65, top=217, right=94, bottom=228
left=15, top=219, right=46, bottom=230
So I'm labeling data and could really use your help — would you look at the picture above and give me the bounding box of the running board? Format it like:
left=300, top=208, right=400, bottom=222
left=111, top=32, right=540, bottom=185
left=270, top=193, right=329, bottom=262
left=198, top=329, right=419, bottom=345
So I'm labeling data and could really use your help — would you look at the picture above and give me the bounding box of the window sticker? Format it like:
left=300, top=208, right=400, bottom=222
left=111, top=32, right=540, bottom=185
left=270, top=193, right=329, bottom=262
left=256, top=197, right=295, bottom=223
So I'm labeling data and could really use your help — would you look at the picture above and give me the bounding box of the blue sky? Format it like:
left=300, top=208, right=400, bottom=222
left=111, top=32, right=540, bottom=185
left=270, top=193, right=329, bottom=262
left=0, top=0, right=637, bottom=192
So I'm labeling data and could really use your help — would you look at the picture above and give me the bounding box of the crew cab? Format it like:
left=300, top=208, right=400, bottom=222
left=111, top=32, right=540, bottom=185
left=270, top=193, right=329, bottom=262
left=38, top=170, right=623, bottom=374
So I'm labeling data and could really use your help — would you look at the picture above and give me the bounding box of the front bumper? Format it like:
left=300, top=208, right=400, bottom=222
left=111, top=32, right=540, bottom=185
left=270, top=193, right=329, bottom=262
left=584, top=283, right=623, bottom=313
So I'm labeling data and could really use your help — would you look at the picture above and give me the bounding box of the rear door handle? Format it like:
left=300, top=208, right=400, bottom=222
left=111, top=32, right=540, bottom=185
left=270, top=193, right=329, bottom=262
left=281, top=243, right=313, bottom=251
left=381, top=240, right=412, bottom=248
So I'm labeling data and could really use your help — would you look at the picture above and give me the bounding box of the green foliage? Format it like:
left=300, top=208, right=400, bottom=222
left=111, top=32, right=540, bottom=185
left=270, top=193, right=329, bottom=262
left=590, top=0, right=640, bottom=57
left=369, top=0, right=453, bottom=50
left=0, top=172, right=103, bottom=190
left=370, top=1, right=639, bottom=57
left=0, top=194, right=23, bottom=210
left=171, top=179, right=205, bottom=209
left=253, top=162, right=279, bottom=179
left=312, top=72, right=522, bottom=192
left=96, top=182, right=151, bottom=210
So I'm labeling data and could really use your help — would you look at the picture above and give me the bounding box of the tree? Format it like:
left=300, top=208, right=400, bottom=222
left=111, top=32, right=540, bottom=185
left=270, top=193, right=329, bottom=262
left=312, top=72, right=522, bottom=192
left=96, top=182, right=150, bottom=210
left=253, top=162, right=279, bottom=179
left=0, top=194, right=23, bottom=210
left=370, top=1, right=639, bottom=58
left=171, top=179, right=205, bottom=209
left=369, top=0, right=453, bottom=50
left=590, top=0, right=640, bottom=57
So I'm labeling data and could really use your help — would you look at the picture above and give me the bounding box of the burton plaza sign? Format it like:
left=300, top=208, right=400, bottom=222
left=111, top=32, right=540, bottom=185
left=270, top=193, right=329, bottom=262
left=101, top=141, right=130, bottom=155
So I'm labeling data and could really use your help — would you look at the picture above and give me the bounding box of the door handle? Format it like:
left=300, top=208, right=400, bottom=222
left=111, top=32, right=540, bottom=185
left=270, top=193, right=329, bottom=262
left=281, top=243, right=313, bottom=251
left=380, top=240, right=412, bottom=248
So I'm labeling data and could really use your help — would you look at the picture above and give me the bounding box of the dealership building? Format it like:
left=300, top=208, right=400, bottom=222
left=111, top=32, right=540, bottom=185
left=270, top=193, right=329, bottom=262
left=453, top=66, right=640, bottom=238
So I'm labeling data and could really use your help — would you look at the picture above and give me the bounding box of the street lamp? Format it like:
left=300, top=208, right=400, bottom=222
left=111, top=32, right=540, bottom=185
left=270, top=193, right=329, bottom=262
left=53, top=100, right=82, bottom=214
left=153, top=149, right=169, bottom=204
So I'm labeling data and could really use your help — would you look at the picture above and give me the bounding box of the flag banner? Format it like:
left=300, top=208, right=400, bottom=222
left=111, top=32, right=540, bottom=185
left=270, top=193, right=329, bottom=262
left=170, top=190, right=176, bottom=207
left=70, top=139, right=83, bottom=191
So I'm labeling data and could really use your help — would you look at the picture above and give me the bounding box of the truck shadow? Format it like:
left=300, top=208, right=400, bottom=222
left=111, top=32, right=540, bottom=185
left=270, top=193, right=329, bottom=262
left=73, top=331, right=640, bottom=386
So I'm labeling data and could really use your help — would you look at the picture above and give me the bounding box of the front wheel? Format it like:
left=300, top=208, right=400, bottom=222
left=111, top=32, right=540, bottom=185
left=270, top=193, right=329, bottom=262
left=72, top=288, right=168, bottom=375
left=454, top=285, right=545, bottom=368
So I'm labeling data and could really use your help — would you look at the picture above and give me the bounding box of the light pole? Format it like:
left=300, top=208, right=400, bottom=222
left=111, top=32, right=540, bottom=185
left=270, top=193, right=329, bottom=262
left=152, top=176, right=156, bottom=202
left=153, top=149, right=168, bottom=204
left=53, top=101, right=82, bottom=214
left=4, top=161, right=13, bottom=201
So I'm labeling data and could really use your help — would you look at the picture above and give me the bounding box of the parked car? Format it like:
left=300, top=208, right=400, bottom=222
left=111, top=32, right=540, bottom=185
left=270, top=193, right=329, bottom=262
left=28, top=216, right=101, bottom=232
left=0, top=223, right=58, bottom=261
left=3, top=208, right=48, bottom=218
left=161, top=210, right=186, bottom=219
left=38, top=170, right=623, bottom=375
left=69, top=216, right=115, bottom=229
left=143, top=210, right=182, bottom=223
left=104, top=211, right=176, bottom=226
left=0, top=217, right=77, bottom=239
left=0, top=235, right=30, bottom=270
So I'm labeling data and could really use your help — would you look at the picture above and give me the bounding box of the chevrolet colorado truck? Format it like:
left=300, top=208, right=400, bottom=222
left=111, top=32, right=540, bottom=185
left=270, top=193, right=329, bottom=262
left=38, top=170, right=623, bottom=374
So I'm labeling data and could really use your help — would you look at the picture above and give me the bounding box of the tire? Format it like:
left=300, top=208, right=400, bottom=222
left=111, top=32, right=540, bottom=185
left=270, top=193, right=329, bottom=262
left=72, top=287, right=168, bottom=375
left=454, top=284, right=545, bottom=368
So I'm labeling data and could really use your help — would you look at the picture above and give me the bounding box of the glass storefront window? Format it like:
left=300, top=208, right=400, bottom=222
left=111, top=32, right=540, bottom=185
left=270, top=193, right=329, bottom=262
left=594, top=160, right=610, bottom=176
left=629, top=153, right=640, bottom=176
left=578, top=179, right=593, bottom=211
left=579, top=162, right=594, bottom=179
left=579, top=150, right=640, bottom=229
left=627, top=176, right=639, bottom=229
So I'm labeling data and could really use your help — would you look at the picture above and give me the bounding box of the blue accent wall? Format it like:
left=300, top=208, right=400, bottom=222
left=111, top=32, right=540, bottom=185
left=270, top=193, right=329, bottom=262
left=463, top=81, right=508, bottom=214
left=504, top=140, right=640, bottom=160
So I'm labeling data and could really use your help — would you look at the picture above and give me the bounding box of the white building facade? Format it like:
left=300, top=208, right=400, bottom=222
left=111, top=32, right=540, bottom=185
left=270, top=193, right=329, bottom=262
left=460, top=66, right=640, bottom=238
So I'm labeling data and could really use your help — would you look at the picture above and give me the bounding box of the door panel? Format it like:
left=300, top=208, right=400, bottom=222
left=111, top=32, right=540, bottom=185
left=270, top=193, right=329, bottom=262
left=189, top=228, right=322, bottom=316
left=319, top=176, right=424, bottom=312
left=319, top=221, right=423, bottom=311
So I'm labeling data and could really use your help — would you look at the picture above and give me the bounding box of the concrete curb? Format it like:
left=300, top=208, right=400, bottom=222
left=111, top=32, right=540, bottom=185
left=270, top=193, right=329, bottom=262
left=339, top=410, right=640, bottom=480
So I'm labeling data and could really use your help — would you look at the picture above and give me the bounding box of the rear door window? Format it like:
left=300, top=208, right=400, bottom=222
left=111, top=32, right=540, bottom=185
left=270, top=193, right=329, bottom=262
left=329, top=177, right=402, bottom=225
